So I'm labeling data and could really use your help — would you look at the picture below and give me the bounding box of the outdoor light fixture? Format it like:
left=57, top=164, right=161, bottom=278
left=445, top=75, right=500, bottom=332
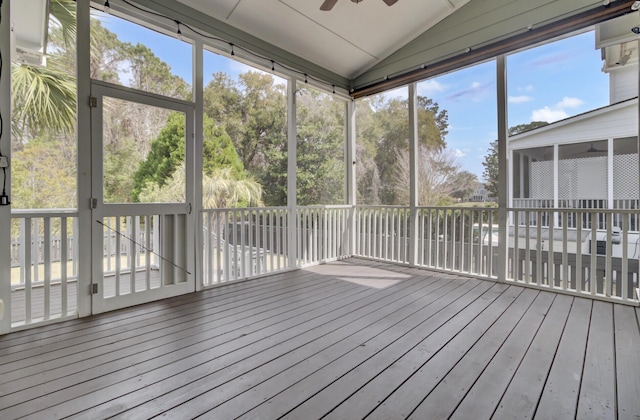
left=632, top=1, right=640, bottom=11
left=104, top=0, right=110, bottom=14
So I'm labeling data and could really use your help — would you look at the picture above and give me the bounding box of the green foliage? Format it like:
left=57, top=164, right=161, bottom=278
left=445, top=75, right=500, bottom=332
left=509, top=121, right=549, bottom=136
left=482, top=139, right=499, bottom=198
left=483, top=121, right=549, bottom=198
left=295, top=84, right=345, bottom=205
left=203, top=71, right=289, bottom=205
left=356, top=94, right=449, bottom=205
left=132, top=113, right=246, bottom=202
left=11, top=137, right=76, bottom=209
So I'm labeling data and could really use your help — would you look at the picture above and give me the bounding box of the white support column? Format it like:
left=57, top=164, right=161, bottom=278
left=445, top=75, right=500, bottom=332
left=496, top=55, right=508, bottom=282
left=408, top=83, right=419, bottom=266
left=0, top=0, right=12, bottom=332
left=287, top=78, right=298, bottom=268
left=519, top=152, right=525, bottom=201
left=76, top=0, right=92, bottom=317
left=193, top=39, right=204, bottom=291
left=553, top=143, right=559, bottom=225
left=346, top=100, right=357, bottom=256
left=508, top=148, right=513, bottom=224
left=607, top=137, right=613, bottom=209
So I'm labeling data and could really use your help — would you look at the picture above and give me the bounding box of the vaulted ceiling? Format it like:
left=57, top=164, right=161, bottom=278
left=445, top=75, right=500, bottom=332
left=176, top=0, right=471, bottom=78
left=135, top=0, right=634, bottom=95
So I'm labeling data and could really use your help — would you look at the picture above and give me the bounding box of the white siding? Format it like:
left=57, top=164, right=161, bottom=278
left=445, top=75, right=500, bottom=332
left=509, top=100, right=637, bottom=150
left=610, top=66, right=638, bottom=103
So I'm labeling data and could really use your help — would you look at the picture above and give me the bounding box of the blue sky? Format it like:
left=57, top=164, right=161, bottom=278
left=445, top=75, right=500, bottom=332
left=100, top=14, right=610, bottom=180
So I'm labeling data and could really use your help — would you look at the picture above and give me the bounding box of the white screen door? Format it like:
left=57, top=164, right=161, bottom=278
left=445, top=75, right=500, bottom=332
left=90, top=80, right=195, bottom=314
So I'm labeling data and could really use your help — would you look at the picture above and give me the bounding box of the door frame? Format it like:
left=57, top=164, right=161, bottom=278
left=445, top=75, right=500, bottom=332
left=89, top=80, right=196, bottom=314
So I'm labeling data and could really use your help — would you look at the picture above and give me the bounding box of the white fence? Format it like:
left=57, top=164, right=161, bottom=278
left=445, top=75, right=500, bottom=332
left=10, top=210, right=79, bottom=326
left=8, top=203, right=638, bottom=331
left=353, top=205, right=639, bottom=304
left=202, top=207, right=289, bottom=286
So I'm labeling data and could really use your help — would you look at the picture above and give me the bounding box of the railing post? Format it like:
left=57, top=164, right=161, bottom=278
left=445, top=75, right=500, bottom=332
left=0, top=0, right=11, bottom=333
left=193, top=38, right=204, bottom=291
left=408, top=83, right=419, bottom=266
left=76, top=0, right=92, bottom=317
left=496, top=55, right=508, bottom=282
left=287, top=77, right=298, bottom=268
left=346, top=100, right=357, bottom=257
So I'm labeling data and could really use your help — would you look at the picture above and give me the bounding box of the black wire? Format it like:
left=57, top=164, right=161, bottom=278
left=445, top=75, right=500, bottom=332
left=97, top=220, right=192, bottom=275
left=111, top=0, right=338, bottom=91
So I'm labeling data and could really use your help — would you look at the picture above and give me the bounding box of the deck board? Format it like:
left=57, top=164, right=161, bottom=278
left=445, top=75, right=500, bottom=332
left=577, top=301, right=617, bottom=419
left=0, top=258, right=638, bottom=420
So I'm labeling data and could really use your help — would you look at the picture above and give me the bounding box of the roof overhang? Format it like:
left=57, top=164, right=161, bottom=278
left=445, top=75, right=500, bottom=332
left=11, top=0, right=49, bottom=67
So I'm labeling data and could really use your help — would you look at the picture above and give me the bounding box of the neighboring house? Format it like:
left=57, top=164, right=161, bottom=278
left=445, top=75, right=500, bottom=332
left=509, top=14, right=638, bottom=219
left=468, top=183, right=489, bottom=202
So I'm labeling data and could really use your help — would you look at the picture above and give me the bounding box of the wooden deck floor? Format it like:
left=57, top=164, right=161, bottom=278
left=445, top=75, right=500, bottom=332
left=1, top=258, right=639, bottom=419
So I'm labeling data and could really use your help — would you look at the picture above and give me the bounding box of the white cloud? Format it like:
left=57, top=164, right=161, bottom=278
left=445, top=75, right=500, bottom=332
left=530, top=96, right=584, bottom=123
left=519, top=85, right=534, bottom=93
left=508, top=95, right=533, bottom=104
left=557, top=96, right=584, bottom=108
left=471, top=81, right=481, bottom=89
left=453, top=148, right=466, bottom=158
left=419, top=79, right=446, bottom=95
left=532, top=106, right=569, bottom=122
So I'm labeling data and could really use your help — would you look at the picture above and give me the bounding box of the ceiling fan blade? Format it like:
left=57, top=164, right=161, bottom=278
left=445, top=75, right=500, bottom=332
left=320, top=0, right=339, bottom=10
left=383, top=0, right=399, bottom=5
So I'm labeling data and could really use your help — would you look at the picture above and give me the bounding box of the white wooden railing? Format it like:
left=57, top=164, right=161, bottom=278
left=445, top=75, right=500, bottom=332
left=353, top=205, right=639, bottom=304
left=10, top=209, right=79, bottom=326
left=9, top=203, right=637, bottom=331
left=201, top=207, right=290, bottom=286
left=296, top=205, right=351, bottom=266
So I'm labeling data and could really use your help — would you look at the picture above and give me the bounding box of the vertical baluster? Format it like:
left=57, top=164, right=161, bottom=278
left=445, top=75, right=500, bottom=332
left=452, top=209, right=458, bottom=271
left=145, top=215, right=151, bottom=290
left=249, top=209, right=254, bottom=276
left=269, top=209, right=275, bottom=272
left=513, top=210, right=519, bottom=281
left=277, top=209, right=282, bottom=271
left=264, top=209, right=269, bottom=272
left=590, top=213, right=597, bottom=295
left=605, top=212, right=612, bottom=297
left=622, top=213, right=629, bottom=300
left=130, top=216, right=137, bottom=292
left=44, top=217, right=51, bottom=320
left=547, top=209, right=554, bottom=287
left=403, top=209, right=408, bottom=263
left=536, top=211, right=542, bottom=286
left=115, top=217, right=121, bottom=296
left=562, top=211, right=568, bottom=290
left=216, top=211, right=222, bottom=283
left=524, top=211, right=531, bottom=284
left=443, top=210, right=449, bottom=270
left=61, top=217, right=68, bottom=316
left=240, top=210, right=246, bottom=278
left=419, top=210, right=425, bottom=266
left=576, top=210, right=583, bottom=293
left=24, top=218, right=32, bottom=324
left=106, top=218, right=112, bottom=273
left=234, top=210, right=240, bottom=279
left=205, top=212, right=212, bottom=285
left=467, top=210, right=473, bottom=274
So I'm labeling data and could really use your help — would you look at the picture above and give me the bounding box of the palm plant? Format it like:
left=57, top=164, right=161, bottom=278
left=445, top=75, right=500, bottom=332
left=11, top=0, right=77, bottom=137
left=138, top=164, right=264, bottom=209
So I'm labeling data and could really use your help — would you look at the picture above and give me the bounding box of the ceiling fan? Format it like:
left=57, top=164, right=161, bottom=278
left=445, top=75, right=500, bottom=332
left=585, top=143, right=606, bottom=153
left=320, top=0, right=398, bottom=11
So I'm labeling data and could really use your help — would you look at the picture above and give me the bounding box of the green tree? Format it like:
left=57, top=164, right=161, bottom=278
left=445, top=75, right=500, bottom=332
left=132, top=113, right=246, bottom=202
left=11, top=138, right=76, bottom=209
left=356, top=94, right=449, bottom=205
left=296, top=84, right=345, bottom=205
left=139, top=165, right=263, bottom=208
left=482, top=121, right=549, bottom=198
left=203, top=71, right=288, bottom=206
